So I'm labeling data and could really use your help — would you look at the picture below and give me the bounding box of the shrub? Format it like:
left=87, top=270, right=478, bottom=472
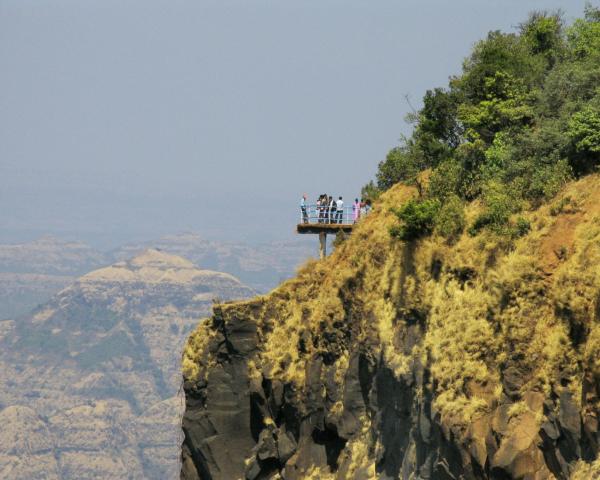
left=390, top=198, right=441, bottom=241
left=434, top=195, right=466, bottom=241
left=567, top=105, right=600, bottom=174
left=333, top=230, right=348, bottom=249
left=527, top=159, right=572, bottom=201
left=469, top=181, right=516, bottom=234
left=550, top=196, right=572, bottom=215
left=428, top=160, right=462, bottom=200
left=376, top=144, right=426, bottom=190
left=360, top=180, right=381, bottom=203
left=514, top=216, right=531, bottom=237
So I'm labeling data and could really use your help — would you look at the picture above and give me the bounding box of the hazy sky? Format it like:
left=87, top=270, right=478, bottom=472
left=0, top=0, right=586, bottom=247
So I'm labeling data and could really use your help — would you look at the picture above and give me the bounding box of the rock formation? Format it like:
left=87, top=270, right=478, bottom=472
left=180, top=177, right=600, bottom=479
left=0, top=249, right=254, bottom=479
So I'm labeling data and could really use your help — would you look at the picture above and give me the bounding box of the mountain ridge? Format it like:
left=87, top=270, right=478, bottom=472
left=0, top=249, right=254, bottom=479
left=0, top=234, right=313, bottom=319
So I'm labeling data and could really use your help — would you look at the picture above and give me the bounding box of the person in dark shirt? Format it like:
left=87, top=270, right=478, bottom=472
left=317, top=194, right=326, bottom=223
left=329, top=195, right=336, bottom=224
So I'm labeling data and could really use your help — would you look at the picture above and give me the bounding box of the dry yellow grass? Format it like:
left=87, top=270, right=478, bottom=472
left=571, top=459, right=600, bottom=479
left=182, top=174, right=600, bottom=476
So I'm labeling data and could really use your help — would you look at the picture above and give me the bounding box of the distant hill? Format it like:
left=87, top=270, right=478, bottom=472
left=0, top=249, right=254, bottom=479
left=112, top=233, right=315, bottom=293
left=0, top=233, right=314, bottom=319
left=0, top=236, right=108, bottom=319
left=0, top=235, right=107, bottom=275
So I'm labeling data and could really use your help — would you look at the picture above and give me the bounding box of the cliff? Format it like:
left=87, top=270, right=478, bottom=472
left=180, top=176, right=600, bottom=479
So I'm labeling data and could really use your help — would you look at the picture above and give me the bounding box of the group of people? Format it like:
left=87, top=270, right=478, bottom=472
left=316, top=194, right=344, bottom=224
left=300, top=194, right=371, bottom=224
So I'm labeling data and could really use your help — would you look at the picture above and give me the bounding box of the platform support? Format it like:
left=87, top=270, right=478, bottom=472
left=319, top=231, right=327, bottom=259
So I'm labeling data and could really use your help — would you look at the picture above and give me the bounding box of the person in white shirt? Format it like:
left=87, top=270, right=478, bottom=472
left=335, top=197, right=344, bottom=223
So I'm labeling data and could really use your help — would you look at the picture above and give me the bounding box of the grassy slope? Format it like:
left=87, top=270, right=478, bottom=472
left=183, top=174, right=600, bottom=477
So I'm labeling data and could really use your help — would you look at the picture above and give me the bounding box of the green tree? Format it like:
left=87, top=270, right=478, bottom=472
left=458, top=72, right=536, bottom=144
left=390, top=198, right=441, bottom=241
left=368, top=6, right=599, bottom=240
left=567, top=8, right=600, bottom=59
left=434, top=194, right=465, bottom=241
left=568, top=105, right=600, bottom=173
left=454, top=31, right=544, bottom=103
left=375, top=142, right=426, bottom=191
left=413, top=88, right=462, bottom=167
left=569, top=106, right=600, bottom=153
left=520, top=11, right=564, bottom=66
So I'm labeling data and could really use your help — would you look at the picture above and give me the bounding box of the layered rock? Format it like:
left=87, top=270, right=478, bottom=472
left=0, top=249, right=254, bottom=479
left=0, top=405, right=59, bottom=480
left=180, top=177, right=600, bottom=479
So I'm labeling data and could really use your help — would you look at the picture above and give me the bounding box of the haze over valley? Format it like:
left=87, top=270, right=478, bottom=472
left=2, top=2, right=598, bottom=480
left=0, top=234, right=314, bottom=320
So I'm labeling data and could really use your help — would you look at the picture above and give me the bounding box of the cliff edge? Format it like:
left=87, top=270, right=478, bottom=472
left=180, top=176, right=600, bottom=479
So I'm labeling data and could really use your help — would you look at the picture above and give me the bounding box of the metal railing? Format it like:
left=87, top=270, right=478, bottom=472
left=299, top=204, right=366, bottom=225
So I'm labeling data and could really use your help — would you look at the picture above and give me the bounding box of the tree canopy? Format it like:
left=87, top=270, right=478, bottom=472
left=371, top=5, right=600, bottom=239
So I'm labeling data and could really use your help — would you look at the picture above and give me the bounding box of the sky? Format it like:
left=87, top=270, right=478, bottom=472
left=0, top=0, right=587, bottom=248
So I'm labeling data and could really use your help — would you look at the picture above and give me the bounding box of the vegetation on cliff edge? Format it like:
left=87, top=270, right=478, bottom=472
left=367, top=5, right=600, bottom=242
left=182, top=6, right=600, bottom=478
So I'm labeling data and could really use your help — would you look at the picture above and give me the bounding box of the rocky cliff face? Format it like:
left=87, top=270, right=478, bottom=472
left=0, top=249, right=254, bottom=479
left=180, top=177, right=600, bottom=479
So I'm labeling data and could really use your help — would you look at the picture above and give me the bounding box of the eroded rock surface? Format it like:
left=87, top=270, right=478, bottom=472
left=181, top=178, right=600, bottom=479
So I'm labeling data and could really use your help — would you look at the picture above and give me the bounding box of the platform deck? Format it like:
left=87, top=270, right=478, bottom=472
left=296, top=223, right=354, bottom=234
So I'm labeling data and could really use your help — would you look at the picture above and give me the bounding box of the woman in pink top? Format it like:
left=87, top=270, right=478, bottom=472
left=352, top=198, right=360, bottom=223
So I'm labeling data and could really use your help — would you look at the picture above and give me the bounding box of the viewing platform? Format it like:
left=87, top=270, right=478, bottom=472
left=296, top=205, right=355, bottom=233
left=296, top=205, right=356, bottom=258
left=297, top=223, right=354, bottom=234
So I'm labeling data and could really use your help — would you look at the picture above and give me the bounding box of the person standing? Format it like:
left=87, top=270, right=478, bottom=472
left=319, top=194, right=325, bottom=223
left=316, top=195, right=320, bottom=223
left=353, top=198, right=360, bottom=223
left=328, top=196, right=335, bottom=224
left=300, top=194, right=308, bottom=223
left=335, top=196, right=344, bottom=223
